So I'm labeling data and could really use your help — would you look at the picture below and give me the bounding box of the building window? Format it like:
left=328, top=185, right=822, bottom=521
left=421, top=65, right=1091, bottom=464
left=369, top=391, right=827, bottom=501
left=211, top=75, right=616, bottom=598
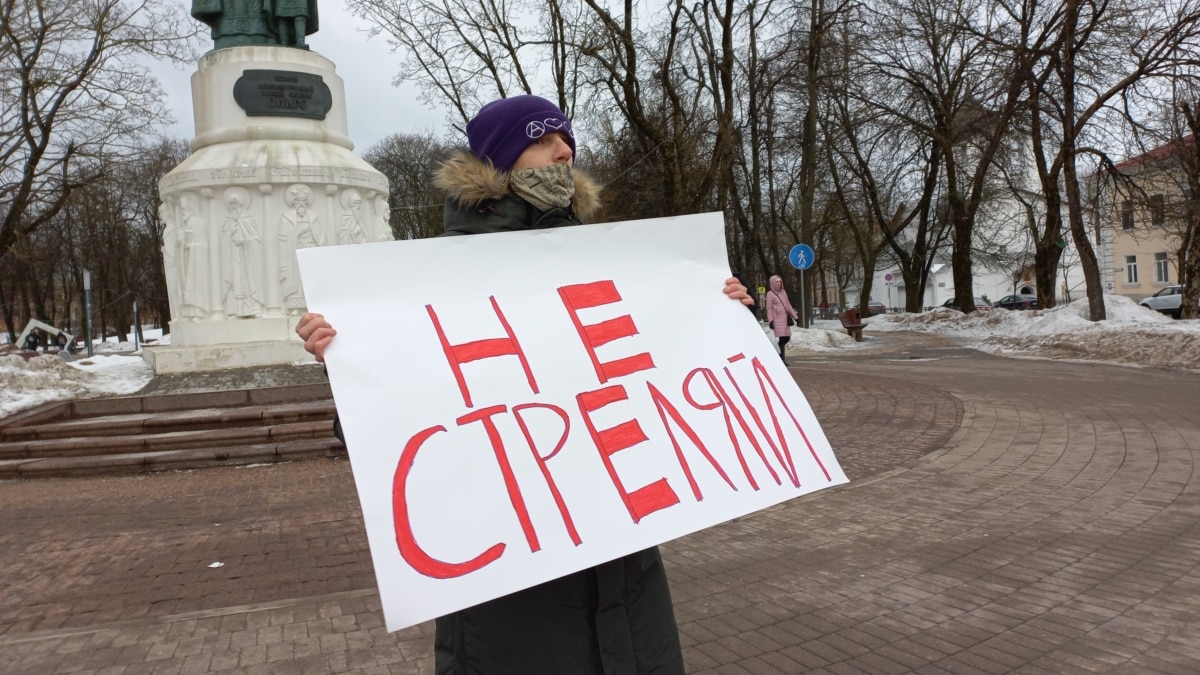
left=1155, top=252, right=1170, bottom=283
left=1151, top=194, right=1165, bottom=227
left=1121, top=200, right=1134, bottom=230
left=1125, top=255, right=1139, bottom=284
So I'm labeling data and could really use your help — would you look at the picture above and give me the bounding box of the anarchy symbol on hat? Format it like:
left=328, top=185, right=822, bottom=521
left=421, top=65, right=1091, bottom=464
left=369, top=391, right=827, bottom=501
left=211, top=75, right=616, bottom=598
left=526, top=120, right=547, bottom=139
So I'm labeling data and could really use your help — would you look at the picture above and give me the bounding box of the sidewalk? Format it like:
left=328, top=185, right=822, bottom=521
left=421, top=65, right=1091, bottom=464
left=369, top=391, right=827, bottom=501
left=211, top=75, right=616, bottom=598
left=2, top=338, right=1199, bottom=673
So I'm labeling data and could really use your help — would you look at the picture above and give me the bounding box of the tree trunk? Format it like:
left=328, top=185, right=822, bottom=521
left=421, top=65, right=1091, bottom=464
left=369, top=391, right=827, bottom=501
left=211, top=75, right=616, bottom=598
left=1178, top=102, right=1200, bottom=319
left=0, top=273, right=16, bottom=343
left=1063, top=158, right=1104, bottom=319
left=949, top=196, right=976, bottom=313
left=795, top=0, right=825, bottom=326
left=1033, top=193, right=1065, bottom=307
left=1180, top=218, right=1200, bottom=319
left=1060, top=0, right=1105, bottom=320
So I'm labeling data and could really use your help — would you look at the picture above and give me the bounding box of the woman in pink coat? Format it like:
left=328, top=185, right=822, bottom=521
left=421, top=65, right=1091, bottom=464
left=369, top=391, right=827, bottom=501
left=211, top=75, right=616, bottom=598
left=766, top=274, right=798, bottom=363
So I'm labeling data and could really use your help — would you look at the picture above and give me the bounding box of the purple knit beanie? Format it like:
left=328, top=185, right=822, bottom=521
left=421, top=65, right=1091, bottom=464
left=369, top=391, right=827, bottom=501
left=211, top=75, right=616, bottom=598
left=466, top=95, right=576, bottom=172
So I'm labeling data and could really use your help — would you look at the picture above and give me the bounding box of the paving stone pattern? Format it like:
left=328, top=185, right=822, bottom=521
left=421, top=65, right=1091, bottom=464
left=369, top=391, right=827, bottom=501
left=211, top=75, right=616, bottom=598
left=1, top=339, right=1198, bottom=673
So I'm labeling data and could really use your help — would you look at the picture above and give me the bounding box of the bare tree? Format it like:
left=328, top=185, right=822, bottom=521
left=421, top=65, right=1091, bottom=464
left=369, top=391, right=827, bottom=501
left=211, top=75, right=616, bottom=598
left=1027, top=0, right=1200, bottom=320
left=787, top=0, right=855, bottom=319
left=0, top=138, right=188, bottom=343
left=362, top=133, right=450, bottom=240
left=870, top=0, right=1046, bottom=313
left=821, top=1, right=960, bottom=313
left=347, top=0, right=743, bottom=218
left=0, top=224, right=66, bottom=341
left=574, top=0, right=727, bottom=216
left=0, top=0, right=199, bottom=259
left=347, top=0, right=566, bottom=126
left=126, top=138, right=190, bottom=330
left=338, top=0, right=1200, bottom=321
left=725, top=1, right=803, bottom=291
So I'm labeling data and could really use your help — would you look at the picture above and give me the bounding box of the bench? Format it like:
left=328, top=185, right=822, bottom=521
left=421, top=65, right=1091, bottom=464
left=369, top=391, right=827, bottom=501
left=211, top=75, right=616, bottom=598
left=839, top=309, right=865, bottom=342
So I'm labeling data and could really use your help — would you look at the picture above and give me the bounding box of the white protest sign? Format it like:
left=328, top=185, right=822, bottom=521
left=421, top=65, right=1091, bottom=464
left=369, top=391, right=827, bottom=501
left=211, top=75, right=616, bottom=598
left=297, top=212, right=847, bottom=632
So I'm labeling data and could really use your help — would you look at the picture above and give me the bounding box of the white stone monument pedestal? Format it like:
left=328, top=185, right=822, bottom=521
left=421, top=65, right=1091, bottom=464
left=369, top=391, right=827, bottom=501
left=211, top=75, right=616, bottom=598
left=148, top=45, right=391, bottom=374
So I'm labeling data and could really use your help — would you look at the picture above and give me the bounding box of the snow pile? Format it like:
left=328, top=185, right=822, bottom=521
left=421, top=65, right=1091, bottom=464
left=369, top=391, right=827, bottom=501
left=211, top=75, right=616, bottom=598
left=762, top=324, right=860, bottom=352
left=869, top=294, right=1173, bottom=337
left=0, top=353, right=153, bottom=418
left=864, top=295, right=1200, bottom=370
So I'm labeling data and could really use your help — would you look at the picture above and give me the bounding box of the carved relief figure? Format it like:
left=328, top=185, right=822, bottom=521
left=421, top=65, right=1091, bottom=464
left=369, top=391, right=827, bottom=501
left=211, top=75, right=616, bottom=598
left=160, top=201, right=182, bottom=321
left=178, top=195, right=210, bottom=321
left=373, top=194, right=392, bottom=241
left=337, top=188, right=368, bottom=244
left=221, top=187, right=265, bottom=317
left=278, top=184, right=320, bottom=313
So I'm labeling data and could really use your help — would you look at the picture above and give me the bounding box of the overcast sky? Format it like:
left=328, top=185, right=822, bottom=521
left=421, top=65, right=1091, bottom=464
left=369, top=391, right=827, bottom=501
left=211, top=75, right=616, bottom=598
left=154, top=0, right=448, bottom=154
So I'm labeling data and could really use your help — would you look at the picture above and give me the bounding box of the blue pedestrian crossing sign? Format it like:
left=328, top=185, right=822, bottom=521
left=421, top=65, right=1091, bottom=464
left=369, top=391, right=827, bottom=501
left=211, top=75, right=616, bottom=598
left=789, top=244, right=815, bottom=270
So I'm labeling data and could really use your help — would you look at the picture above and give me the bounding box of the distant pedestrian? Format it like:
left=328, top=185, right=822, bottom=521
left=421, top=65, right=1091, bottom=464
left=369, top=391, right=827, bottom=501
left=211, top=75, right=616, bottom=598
left=766, top=274, right=798, bottom=363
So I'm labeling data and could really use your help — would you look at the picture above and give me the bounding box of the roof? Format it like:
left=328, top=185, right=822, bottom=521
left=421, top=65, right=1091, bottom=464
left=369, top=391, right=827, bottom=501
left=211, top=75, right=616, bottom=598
left=1113, top=134, right=1196, bottom=171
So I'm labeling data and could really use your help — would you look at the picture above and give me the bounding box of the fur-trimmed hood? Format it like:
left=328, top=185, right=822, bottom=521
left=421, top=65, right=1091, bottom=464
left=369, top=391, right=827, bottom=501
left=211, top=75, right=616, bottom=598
left=433, top=151, right=601, bottom=222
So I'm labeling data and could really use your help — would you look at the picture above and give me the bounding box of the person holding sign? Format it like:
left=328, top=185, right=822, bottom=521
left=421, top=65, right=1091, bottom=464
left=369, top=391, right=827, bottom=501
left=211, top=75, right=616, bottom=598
left=766, top=274, right=798, bottom=364
left=297, top=94, right=752, bottom=674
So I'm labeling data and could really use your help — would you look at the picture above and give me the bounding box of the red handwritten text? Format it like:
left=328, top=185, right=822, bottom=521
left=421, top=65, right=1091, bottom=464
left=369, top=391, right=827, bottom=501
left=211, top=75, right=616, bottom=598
left=392, top=280, right=826, bottom=578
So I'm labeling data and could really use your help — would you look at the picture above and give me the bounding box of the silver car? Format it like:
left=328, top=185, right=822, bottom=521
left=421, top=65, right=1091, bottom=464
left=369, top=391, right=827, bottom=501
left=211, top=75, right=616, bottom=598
left=1140, top=285, right=1196, bottom=319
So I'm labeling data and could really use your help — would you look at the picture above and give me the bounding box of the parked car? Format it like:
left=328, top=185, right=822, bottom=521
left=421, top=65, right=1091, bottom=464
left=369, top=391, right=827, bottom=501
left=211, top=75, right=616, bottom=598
left=1140, top=285, right=1198, bottom=319
left=940, top=297, right=994, bottom=312
left=993, top=293, right=1038, bottom=310
left=866, top=300, right=887, bottom=316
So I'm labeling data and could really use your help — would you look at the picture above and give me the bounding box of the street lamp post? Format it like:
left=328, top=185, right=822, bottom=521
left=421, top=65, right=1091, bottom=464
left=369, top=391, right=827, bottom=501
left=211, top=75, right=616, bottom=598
left=83, top=269, right=94, bottom=357
left=132, top=300, right=140, bottom=351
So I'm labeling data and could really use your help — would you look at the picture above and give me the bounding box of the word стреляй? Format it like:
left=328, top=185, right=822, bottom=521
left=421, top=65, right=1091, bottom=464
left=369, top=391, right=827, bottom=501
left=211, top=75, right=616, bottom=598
left=392, top=279, right=833, bottom=579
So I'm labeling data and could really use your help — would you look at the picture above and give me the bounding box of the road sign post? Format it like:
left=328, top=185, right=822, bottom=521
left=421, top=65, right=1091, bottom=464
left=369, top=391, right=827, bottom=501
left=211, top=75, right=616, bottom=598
left=788, top=244, right=815, bottom=329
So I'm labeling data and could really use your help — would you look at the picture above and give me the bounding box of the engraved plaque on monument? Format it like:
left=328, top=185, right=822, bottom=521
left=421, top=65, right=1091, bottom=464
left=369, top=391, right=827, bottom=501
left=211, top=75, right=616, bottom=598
left=233, top=70, right=333, bottom=119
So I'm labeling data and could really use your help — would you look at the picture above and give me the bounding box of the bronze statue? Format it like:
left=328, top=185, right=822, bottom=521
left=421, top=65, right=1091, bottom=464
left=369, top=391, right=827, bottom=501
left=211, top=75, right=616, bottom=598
left=192, top=0, right=319, bottom=50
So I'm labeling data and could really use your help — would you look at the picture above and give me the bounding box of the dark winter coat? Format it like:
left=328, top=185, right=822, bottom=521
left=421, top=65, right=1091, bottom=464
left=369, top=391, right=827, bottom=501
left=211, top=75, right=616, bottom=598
left=433, top=151, right=602, bottom=235
left=429, top=152, right=684, bottom=675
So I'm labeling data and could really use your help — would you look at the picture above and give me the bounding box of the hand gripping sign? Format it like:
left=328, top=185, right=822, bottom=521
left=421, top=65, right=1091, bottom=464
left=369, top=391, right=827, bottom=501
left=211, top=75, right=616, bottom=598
left=297, top=212, right=848, bottom=631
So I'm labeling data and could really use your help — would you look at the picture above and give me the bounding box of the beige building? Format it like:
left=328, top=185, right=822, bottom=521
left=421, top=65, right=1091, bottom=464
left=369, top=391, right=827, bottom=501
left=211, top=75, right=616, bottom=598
left=1099, top=135, right=1195, bottom=300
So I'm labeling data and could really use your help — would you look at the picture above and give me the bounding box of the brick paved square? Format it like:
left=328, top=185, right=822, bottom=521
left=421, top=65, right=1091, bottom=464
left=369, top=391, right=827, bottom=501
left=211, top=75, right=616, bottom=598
left=3, top=355, right=1200, bottom=673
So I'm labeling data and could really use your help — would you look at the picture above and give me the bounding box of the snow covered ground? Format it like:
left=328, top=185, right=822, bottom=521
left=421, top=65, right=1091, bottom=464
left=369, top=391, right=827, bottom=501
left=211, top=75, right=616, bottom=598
left=0, top=352, right=154, bottom=418
left=785, top=294, right=1200, bottom=371
left=1, top=295, right=1196, bottom=420
left=0, top=331, right=164, bottom=418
